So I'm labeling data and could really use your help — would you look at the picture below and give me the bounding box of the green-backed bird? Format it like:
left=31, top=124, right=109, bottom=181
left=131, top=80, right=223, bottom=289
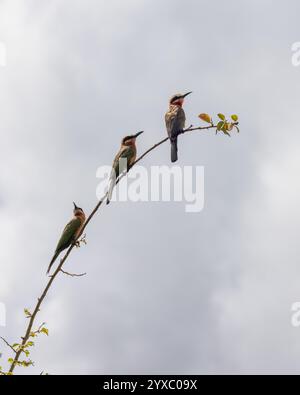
left=107, top=131, right=144, bottom=204
left=47, top=203, right=86, bottom=274
left=165, top=92, right=192, bottom=163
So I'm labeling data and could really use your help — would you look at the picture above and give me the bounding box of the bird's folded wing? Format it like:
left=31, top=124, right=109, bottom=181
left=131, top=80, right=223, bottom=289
left=56, top=217, right=82, bottom=252
left=112, top=146, right=135, bottom=178
left=165, top=110, right=177, bottom=137
left=165, top=107, right=186, bottom=137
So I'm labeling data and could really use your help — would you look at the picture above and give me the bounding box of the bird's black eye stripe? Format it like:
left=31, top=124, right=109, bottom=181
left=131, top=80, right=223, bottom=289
left=123, top=136, right=133, bottom=142
left=171, top=96, right=180, bottom=103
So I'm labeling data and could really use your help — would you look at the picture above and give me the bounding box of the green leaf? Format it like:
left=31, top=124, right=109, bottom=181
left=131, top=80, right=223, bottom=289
left=221, top=126, right=231, bottom=137
left=217, top=113, right=226, bottom=121
left=231, top=114, right=238, bottom=122
left=24, top=308, right=31, bottom=317
left=217, top=121, right=225, bottom=131
left=41, top=328, right=49, bottom=336
left=21, top=360, right=33, bottom=367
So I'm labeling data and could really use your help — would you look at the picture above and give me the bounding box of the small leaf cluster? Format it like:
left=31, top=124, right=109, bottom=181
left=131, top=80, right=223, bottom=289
left=198, top=113, right=240, bottom=136
left=1, top=310, right=50, bottom=374
left=0, top=353, right=13, bottom=375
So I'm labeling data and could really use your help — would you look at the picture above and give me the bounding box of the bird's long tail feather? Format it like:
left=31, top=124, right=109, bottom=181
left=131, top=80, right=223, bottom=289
left=47, top=251, right=59, bottom=275
left=171, top=137, right=178, bottom=163
left=106, top=176, right=116, bottom=205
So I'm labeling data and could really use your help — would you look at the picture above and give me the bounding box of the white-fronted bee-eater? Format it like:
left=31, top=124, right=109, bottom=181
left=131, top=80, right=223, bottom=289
left=165, top=92, right=192, bottom=163
left=107, top=131, right=144, bottom=204
left=47, top=203, right=86, bottom=274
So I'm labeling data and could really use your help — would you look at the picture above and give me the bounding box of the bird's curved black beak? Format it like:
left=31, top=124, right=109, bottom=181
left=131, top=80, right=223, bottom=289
left=73, top=202, right=79, bottom=210
left=134, top=131, right=144, bottom=138
left=182, top=91, right=192, bottom=99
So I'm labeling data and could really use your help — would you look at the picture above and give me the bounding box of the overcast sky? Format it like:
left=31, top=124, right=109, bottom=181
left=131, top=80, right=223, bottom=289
left=1, top=0, right=300, bottom=375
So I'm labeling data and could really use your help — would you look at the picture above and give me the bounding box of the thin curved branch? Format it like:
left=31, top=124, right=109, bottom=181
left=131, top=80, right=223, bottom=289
left=60, top=269, right=87, bottom=277
left=0, top=337, right=16, bottom=354
left=7, top=122, right=237, bottom=374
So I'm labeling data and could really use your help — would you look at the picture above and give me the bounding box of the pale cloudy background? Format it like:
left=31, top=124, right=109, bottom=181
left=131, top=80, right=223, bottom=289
left=0, top=0, right=300, bottom=375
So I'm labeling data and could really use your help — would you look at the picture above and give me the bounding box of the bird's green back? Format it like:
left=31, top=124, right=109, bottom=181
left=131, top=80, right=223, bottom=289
left=55, top=217, right=82, bottom=253
left=113, top=145, right=135, bottom=178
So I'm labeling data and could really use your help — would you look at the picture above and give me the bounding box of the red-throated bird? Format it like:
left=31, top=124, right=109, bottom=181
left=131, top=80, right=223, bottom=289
left=47, top=203, right=86, bottom=274
left=165, top=92, right=192, bottom=163
left=107, top=131, right=144, bottom=204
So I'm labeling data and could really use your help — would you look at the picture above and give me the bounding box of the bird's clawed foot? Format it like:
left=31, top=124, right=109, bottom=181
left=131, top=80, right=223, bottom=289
left=177, top=128, right=186, bottom=136
left=179, top=125, right=193, bottom=136
left=74, top=234, right=87, bottom=248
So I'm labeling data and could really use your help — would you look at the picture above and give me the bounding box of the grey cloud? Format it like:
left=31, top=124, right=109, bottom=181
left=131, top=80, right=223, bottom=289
left=1, top=0, right=300, bottom=374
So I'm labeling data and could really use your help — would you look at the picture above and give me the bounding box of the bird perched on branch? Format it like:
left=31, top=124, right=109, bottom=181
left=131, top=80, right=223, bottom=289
left=165, top=92, right=192, bottom=163
left=107, top=131, right=144, bottom=204
left=47, top=203, right=86, bottom=274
